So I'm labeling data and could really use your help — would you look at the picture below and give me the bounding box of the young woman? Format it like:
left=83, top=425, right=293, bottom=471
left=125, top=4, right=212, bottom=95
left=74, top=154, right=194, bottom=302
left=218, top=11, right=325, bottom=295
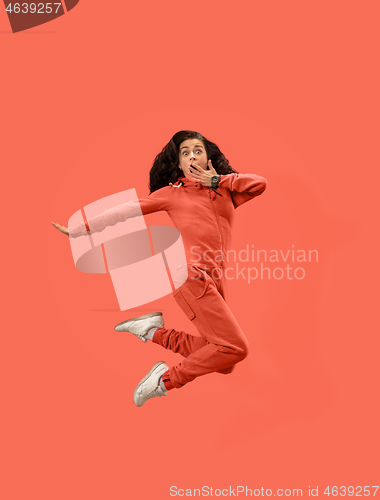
left=52, top=130, right=267, bottom=407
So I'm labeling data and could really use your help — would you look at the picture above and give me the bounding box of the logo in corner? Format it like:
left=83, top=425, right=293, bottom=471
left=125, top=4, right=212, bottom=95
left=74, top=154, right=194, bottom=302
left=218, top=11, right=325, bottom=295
left=3, top=1, right=79, bottom=33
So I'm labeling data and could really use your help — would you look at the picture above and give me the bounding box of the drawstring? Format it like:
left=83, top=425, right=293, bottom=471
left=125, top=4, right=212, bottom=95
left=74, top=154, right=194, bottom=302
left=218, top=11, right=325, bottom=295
left=169, top=180, right=221, bottom=197
left=211, top=188, right=222, bottom=197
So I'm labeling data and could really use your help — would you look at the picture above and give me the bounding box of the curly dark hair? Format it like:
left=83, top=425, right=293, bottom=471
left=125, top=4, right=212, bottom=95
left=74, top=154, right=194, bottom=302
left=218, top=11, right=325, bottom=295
left=149, top=130, right=238, bottom=193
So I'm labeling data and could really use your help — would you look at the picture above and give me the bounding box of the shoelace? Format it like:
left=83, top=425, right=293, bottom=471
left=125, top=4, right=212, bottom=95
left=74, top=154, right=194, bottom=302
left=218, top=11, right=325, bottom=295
left=127, top=319, right=147, bottom=342
left=149, top=387, right=166, bottom=399
left=139, top=385, right=166, bottom=400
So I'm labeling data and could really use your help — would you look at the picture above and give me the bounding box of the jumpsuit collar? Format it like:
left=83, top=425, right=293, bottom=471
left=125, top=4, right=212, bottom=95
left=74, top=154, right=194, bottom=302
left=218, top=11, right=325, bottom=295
left=169, top=176, right=222, bottom=198
left=170, top=176, right=202, bottom=189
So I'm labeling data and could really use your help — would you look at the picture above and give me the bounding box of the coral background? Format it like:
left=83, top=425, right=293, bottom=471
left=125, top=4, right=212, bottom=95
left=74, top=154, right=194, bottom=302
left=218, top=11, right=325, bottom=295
left=1, top=1, right=379, bottom=499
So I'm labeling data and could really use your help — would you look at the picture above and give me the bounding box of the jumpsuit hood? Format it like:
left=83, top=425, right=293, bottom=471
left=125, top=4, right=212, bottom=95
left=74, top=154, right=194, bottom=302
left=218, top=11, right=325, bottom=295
left=169, top=175, right=221, bottom=199
left=170, top=176, right=204, bottom=190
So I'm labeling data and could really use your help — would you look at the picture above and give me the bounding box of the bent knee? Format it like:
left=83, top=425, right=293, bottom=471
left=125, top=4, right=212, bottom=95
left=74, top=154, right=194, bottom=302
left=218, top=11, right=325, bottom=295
left=236, top=338, right=249, bottom=361
left=217, top=365, right=236, bottom=375
left=224, top=341, right=249, bottom=363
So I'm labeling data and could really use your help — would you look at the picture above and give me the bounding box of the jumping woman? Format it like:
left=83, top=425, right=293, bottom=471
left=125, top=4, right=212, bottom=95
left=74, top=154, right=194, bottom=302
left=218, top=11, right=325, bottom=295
left=52, top=130, right=267, bottom=407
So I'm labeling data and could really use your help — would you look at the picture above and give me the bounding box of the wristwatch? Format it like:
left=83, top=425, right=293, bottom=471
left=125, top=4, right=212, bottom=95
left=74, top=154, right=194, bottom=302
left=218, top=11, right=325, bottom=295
left=210, top=174, right=221, bottom=189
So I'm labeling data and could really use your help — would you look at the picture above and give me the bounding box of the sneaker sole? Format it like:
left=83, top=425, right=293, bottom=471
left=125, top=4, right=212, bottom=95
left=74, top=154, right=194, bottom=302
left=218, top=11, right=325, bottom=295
left=133, top=361, right=167, bottom=407
left=114, top=312, right=163, bottom=332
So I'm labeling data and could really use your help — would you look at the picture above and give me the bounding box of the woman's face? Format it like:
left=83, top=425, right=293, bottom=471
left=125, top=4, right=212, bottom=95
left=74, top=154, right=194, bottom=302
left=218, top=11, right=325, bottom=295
left=178, top=138, right=208, bottom=180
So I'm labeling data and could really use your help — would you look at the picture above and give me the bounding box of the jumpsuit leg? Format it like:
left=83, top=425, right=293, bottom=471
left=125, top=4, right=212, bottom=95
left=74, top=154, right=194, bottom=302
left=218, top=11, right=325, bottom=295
left=152, top=328, right=235, bottom=375
left=152, top=265, right=249, bottom=390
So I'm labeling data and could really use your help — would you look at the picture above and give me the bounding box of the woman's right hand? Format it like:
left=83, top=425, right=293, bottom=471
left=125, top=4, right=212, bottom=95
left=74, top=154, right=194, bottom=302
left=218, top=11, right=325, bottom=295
left=51, top=222, right=69, bottom=236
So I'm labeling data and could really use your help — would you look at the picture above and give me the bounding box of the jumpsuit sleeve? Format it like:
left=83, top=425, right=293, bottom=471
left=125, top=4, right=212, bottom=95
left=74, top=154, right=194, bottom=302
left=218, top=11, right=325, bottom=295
left=68, top=185, right=173, bottom=238
left=218, top=173, right=268, bottom=209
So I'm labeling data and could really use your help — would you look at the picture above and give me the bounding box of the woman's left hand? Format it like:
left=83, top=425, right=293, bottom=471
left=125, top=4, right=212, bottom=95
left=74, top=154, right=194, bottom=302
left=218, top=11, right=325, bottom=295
left=189, top=160, right=219, bottom=187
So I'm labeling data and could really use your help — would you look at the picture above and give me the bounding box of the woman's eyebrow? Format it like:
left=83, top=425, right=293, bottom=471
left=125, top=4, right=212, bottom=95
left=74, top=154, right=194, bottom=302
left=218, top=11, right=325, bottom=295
left=180, top=144, right=204, bottom=150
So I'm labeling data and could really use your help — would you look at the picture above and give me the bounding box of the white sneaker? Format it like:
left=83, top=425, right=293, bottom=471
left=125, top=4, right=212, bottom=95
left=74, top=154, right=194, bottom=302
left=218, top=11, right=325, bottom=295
left=133, top=361, right=170, bottom=407
left=114, top=312, right=164, bottom=342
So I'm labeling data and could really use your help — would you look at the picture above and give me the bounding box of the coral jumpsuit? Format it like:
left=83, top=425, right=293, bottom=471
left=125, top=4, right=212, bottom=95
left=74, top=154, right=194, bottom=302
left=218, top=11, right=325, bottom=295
left=69, top=173, right=267, bottom=390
